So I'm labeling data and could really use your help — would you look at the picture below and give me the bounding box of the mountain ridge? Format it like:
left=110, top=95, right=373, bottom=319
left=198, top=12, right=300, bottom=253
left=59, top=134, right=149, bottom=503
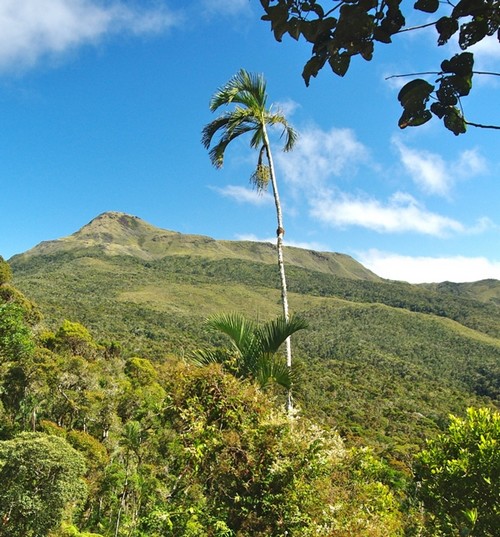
left=11, top=211, right=382, bottom=281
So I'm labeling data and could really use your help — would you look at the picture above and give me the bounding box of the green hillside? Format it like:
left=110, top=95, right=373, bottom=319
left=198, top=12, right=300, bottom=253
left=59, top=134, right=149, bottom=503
left=10, top=212, right=500, bottom=456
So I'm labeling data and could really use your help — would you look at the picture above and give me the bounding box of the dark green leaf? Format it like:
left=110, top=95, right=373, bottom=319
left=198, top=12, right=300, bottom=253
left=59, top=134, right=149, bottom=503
left=436, top=16, right=459, bottom=45
left=441, top=52, right=474, bottom=76
left=300, top=18, right=336, bottom=42
left=302, top=55, right=327, bottom=85
left=430, top=102, right=447, bottom=119
left=313, top=3, right=325, bottom=17
left=414, top=0, right=439, bottom=13
left=380, top=9, right=406, bottom=35
left=398, top=79, right=434, bottom=110
left=398, top=108, right=432, bottom=128
left=443, top=108, right=467, bottom=135
left=328, top=52, right=351, bottom=76
left=452, top=0, right=484, bottom=19
left=264, top=3, right=291, bottom=42
left=360, top=41, right=374, bottom=61
left=436, top=79, right=458, bottom=106
left=288, top=17, right=301, bottom=40
left=459, top=20, right=490, bottom=49
left=373, top=26, right=393, bottom=43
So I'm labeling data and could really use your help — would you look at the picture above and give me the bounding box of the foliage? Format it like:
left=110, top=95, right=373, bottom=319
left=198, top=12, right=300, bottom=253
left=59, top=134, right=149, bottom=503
left=1, top=276, right=498, bottom=535
left=0, top=256, right=12, bottom=285
left=191, top=312, right=307, bottom=391
left=0, top=432, right=87, bottom=537
left=0, top=302, right=34, bottom=364
left=294, top=303, right=500, bottom=456
left=415, top=407, right=500, bottom=536
left=156, top=362, right=405, bottom=536
left=55, top=320, right=97, bottom=357
left=202, top=69, right=297, bottom=170
left=51, top=523, right=104, bottom=537
left=259, top=0, right=500, bottom=134
left=10, top=243, right=500, bottom=454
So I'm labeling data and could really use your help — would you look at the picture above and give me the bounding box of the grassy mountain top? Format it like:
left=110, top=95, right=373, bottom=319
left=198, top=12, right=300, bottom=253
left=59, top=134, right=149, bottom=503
left=12, top=211, right=381, bottom=281
left=423, top=279, right=500, bottom=306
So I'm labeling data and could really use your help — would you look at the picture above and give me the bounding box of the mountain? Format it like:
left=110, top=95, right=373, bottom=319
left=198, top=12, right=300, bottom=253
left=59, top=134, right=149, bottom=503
left=422, top=280, right=500, bottom=306
left=9, top=211, right=500, bottom=456
left=15, top=211, right=380, bottom=280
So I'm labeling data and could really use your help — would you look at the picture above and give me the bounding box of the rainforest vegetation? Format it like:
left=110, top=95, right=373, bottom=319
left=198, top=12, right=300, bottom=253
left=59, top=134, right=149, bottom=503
left=1, top=215, right=500, bottom=536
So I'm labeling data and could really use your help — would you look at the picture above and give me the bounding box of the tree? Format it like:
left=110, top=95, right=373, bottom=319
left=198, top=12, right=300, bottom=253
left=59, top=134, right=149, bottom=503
left=0, top=303, right=34, bottom=365
left=414, top=407, right=500, bottom=536
left=0, top=257, right=12, bottom=285
left=259, top=0, right=500, bottom=134
left=192, top=312, right=307, bottom=393
left=0, top=432, right=87, bottom=537
left=202, top=69, right=298, bottom=410
left=54, top=320, right=96, bottom=358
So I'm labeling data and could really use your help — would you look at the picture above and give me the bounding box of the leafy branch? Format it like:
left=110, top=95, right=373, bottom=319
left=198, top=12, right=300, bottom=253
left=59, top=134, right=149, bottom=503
left=260, top=0, right=500, bottom=134
left=388, top=59, right=500, bottom=133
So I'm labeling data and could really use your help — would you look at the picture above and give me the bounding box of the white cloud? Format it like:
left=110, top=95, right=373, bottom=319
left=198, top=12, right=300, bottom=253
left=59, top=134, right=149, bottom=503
left=276, top=125, right=370, bottom=189
left=236, top=233, right=327, bottom=252
left=311, top=190, right=465, bottom=236
left=212, top=185, right=273, bottom=206
left=393, top=138, right=450, bottom=196
left=275, top=124, right=489, bottom=238
left=457, top=149, right=488, bottom=176
left=358, top=249, right=500, bottom=283
left=0, top=0, right=179, bottom=73
left=272, top=99, right=301, bottom=117
left=393, top=138, right=487, bottom=197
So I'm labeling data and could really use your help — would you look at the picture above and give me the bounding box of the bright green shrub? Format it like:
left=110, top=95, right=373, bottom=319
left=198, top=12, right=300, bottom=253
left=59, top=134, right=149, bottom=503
left=415, top=407, right=500, bottom=536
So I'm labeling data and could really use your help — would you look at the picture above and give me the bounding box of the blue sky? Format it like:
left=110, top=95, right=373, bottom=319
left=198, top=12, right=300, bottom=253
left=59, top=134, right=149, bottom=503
left=0, top=0, right=499, bottom=283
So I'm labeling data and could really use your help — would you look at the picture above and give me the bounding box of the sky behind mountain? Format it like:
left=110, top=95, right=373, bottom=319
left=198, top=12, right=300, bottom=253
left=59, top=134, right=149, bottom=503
left=1, top=0, right=499, bottom=283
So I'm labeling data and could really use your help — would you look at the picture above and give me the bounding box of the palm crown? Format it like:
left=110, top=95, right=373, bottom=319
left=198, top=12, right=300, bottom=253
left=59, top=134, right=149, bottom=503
left=191, top=313, right=307, bottom=391
left=202, top=69, right=297, bottom=188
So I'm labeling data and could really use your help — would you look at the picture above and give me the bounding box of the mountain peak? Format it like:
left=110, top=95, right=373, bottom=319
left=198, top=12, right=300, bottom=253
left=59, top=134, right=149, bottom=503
left=12, top=212, right=382, bottom=281
left=75, top=211, right=154, bottom=239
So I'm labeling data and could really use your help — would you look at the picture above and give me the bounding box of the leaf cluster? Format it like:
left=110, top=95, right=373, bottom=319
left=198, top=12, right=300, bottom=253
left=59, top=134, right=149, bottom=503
left=260, top=0, right=499, bottom=134
left=415, top=407, right=500, bottom=535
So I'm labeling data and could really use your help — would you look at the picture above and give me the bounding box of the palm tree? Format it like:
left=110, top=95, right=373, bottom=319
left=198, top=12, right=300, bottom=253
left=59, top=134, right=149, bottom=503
left=191, top=313, right=307, bottom=393
left=202, top=69, right=298, bottom=410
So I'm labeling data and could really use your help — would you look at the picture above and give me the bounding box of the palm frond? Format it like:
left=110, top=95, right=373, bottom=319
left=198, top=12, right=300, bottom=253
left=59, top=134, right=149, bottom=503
left=253, top=354, right=294, bottom=390
left=203, top=108, right=259, bottom=168
left=249, top=127, right=265, bottom=149
left=189, top=348, right=242, bottom=378
left=208, top=138, right=231, bottom=168
left=209, top=69, right=267, bottom=112
left=189, top=348, right=230, bottom=367
left=207, top=123, right=255, bottom=168
left=206, top=312, right=257, bottom=355
left=257, top=315, right=308, bottom=354
left=201, top=114, right=232, bottom=149
left=267, top=113, right=299, bottom=152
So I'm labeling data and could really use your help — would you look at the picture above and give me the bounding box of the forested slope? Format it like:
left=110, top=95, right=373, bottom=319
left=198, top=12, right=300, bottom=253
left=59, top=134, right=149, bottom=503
left=9, top=212, right=500, bottom=456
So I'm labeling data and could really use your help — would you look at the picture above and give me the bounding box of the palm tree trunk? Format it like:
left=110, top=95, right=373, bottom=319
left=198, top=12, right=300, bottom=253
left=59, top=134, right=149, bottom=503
left=263, top=126, right=293, bottom=413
